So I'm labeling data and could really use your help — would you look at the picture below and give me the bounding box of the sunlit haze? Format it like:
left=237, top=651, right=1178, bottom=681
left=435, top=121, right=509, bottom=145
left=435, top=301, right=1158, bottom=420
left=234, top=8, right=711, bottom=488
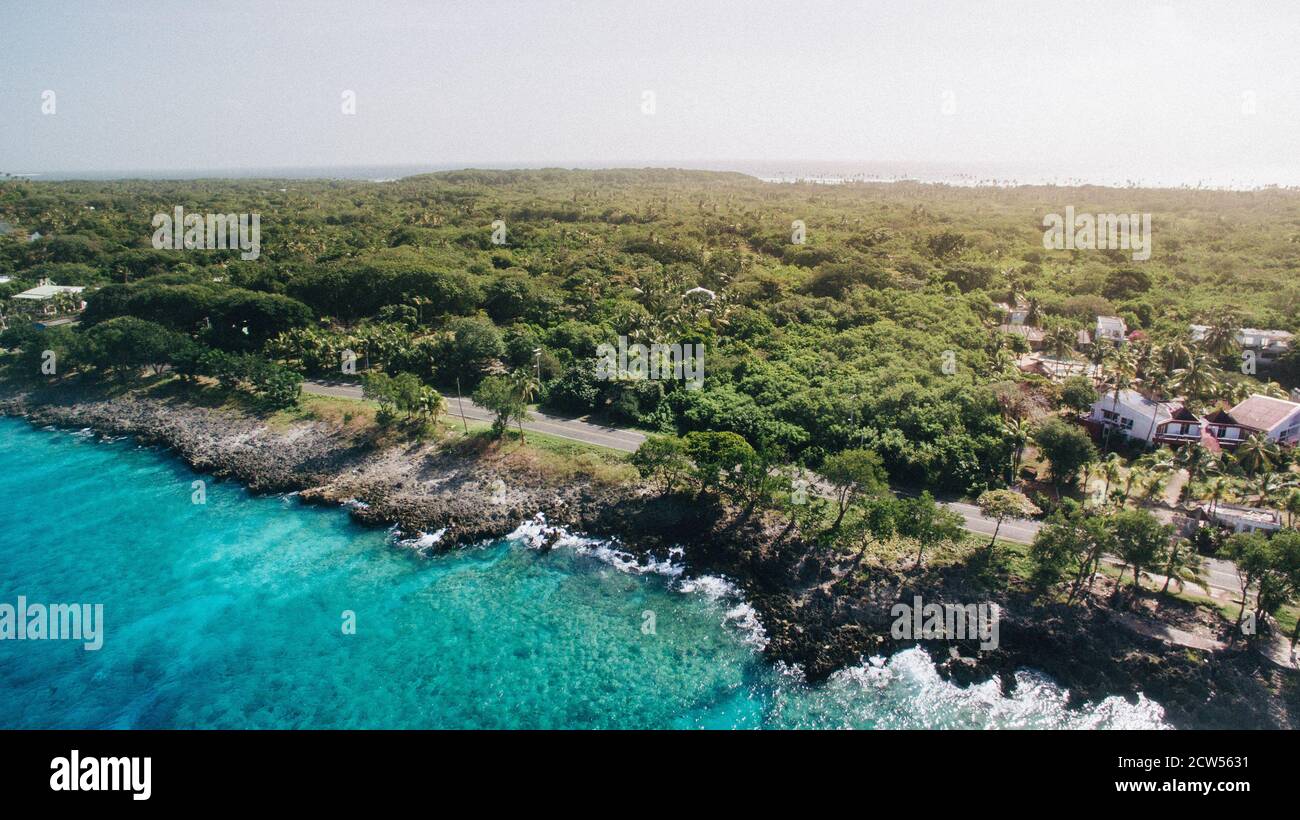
left=3, top=0, right=1299, bottom=186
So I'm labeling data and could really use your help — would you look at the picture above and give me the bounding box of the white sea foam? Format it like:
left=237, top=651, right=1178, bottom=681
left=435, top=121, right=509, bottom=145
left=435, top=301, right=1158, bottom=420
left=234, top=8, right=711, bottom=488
left=501, top=517, right=1163, bottom=725
left=508, top=514, right=680, bottom=576
left=677, top=575, right=768, bottom=649
left=505, top=515, right=767, bottom=647
left=397, top=528, right=447, bottom=549
left=768, top=647, right=1170, bottom=730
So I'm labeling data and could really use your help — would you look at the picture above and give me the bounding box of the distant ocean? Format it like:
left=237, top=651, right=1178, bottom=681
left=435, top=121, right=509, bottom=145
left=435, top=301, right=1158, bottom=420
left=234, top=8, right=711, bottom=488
left=0, top=418, right=1168, bottom=729
left=11, top=160, right=1300, bottom=190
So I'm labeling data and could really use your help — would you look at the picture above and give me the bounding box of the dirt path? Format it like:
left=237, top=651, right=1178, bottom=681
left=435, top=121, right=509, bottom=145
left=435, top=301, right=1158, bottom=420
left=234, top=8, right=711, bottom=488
left=1162, top=468, right=1189, bottom=507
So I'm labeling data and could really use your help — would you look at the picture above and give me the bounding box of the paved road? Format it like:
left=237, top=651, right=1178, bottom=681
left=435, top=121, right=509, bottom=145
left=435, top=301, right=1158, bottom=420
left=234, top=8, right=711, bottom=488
left=307, top=379, right=1049, bottom=540
left=949, top=497, right=1240, bottom=598
left=303, top=379, right=648, bottom=452
left=305, top=378, right=1248, bottom=597
left=1201, top=556, right=1244, bottom=596
left=943, top=500, right=1042, bottom=545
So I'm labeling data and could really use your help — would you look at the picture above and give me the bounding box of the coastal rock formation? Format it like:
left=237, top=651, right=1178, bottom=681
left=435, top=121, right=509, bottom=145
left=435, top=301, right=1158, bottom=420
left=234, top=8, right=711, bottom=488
left=2, top=383, right=1295, bottom=729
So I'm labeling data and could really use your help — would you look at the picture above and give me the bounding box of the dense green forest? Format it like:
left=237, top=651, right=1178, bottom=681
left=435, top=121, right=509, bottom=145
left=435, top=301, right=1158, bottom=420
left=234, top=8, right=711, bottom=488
left=3, top=169, right=1300, bottom=495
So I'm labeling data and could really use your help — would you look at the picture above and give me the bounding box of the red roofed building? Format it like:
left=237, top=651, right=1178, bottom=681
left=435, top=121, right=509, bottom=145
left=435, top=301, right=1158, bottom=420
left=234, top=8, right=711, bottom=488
left=1202, top=407, right=1252, bottom=448
left=1154, top=405, right=1202, bottom=446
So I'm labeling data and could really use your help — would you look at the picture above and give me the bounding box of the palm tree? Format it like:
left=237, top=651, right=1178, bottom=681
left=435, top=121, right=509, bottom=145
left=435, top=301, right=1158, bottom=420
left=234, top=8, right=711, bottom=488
left=1199, top=310, right=1241, bottom=360
left=1159, top=537, right=1208, bottom=597
left=1003, top=417, right=1028, bottom=483
left=507, top=368, right=541, bottom=441
left=1100, top=347, right=1138, bottom=451
left=1139, top=471, right=1167, bottom=504
left=1123, top=465, right=1148, bottom=505
left=51, top=290, right=78, bottom=316
left=1100, top=453, right=1123, bottom=500
left=1235, top=433, right=1280, bottom=477
left=1130, top=339, right=1155, bottom=376
left=1175, top=445, right=1217, bottom=496
left=1250, top=471, right=1294, bottom=507
left=1205, top=475, right=1233, bottom=517
left=1159, top=336, right=1194, bottom=374
left=411, top=295, right=432, bottom=326
left=1283, top=489, right=1300, bottom=528
left=1223, top=379, right=1253, bottom=406
left=1137, top=449, right=1177, bottom=477
left=1045, top=324, right=1076, bottom=368
left=1257, top=381, right=1291, bottom=400
left=1170, top=351, right=1221, bottom=407
left=510, top=368, right=540, bottom=403
left=1140, top=369, right=1173, bottom=443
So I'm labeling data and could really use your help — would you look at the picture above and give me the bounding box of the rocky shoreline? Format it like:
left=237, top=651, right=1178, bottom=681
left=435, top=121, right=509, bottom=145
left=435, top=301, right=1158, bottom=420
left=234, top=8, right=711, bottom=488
left=2, top=382, right=1296, bottom=729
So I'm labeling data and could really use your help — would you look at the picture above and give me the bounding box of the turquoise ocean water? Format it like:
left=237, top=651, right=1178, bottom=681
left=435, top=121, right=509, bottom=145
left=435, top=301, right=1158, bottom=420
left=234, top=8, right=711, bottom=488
left=0, top=418, right=1167, bottom=729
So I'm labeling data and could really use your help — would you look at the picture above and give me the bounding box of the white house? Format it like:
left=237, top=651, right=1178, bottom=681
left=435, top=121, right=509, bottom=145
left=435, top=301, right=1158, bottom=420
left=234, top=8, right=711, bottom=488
left=1089, top=389, right=1177, bottom=443
left=1239, top=328, right=1293, bottom=363
left=994, top=298, right=1031, bottom=326
left=1095, top=315, right=1127, bottom=343
left=10, top=279, right=85, bottom=317
left=1190, top=324, right=1293, bottom=363
left=1154, top=404, right=1204, bottom=447
left=1166, top=394, right=1300, bottom=451
left=1226, top=394, right=1300, bottom=446
left=1199, top=502, right=1282, bottom=535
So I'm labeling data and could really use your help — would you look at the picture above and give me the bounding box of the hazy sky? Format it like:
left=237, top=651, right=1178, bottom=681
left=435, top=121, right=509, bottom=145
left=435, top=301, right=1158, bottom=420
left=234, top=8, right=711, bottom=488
left=2, top=0, right=1299, bottom=182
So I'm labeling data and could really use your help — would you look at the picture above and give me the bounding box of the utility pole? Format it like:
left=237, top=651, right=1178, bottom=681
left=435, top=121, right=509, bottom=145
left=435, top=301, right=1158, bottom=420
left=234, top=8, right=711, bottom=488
left=456, top=377, right=468, bottom=434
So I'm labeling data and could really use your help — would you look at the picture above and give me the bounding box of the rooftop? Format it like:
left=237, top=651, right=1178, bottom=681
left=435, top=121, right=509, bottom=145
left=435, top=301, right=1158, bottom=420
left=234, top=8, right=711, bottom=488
left=1190, top=324, right=1293, bottom=347
left=1228, top=394, right=1300, bottom=432
left=1000, top=324, right=1044, bottom=341
left=1096, top=315, right=1127, bottom=335
left=1017, top=353, right=1101, bottom=380
left=1204, top=407, right=1240, bottom=425
left=1204, top=503, right=1281, bottom=525
left=1100, top=389, right=1176, bottom=421
left=12, top=284, right=85, bottom=300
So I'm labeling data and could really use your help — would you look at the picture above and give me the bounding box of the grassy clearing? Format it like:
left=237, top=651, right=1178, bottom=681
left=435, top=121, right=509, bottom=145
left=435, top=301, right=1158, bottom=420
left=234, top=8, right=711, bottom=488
left=445, top=425, right=636, bottom=485
left=1096, top=561, right=1298, bottom=638
left=282, top=389, right=637, bottom=485
left=269, top=392, right=379, bottom=433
